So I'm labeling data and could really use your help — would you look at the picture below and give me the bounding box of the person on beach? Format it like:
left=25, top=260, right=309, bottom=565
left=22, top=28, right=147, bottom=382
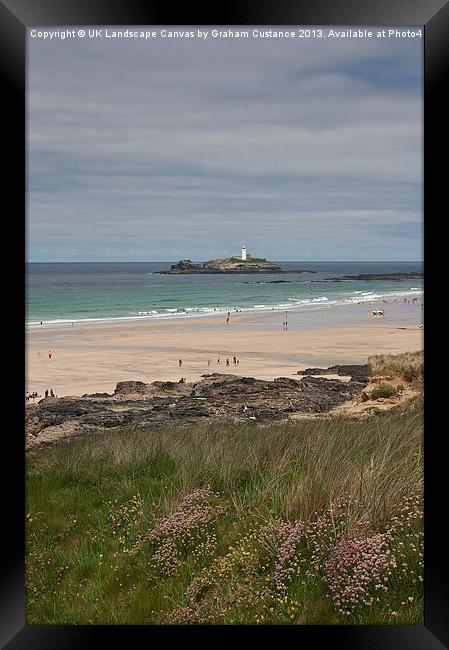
left=50, top=389, right=55, bottom=397
left=45, top=389, right=49, bottom=398
left=226, top=317, right=230, bottom=324
left=178, top=358, right=182, bottom=367
left=217, top=358, right=220, bottom=363
left=226, top=358, right=230, bottom=366
left=48, top=350, right=52, bottom=359
left=233, top=356, right=237, bottom=364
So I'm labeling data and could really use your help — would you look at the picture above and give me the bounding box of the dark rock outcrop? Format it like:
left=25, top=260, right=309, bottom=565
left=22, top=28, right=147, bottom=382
left=297, top=364, right=368, bottom=384
left=114, top=381, right=154, bottom=395
left=82, top=392, right=112, bottom=398
left=26, top=373, right=366, bottom=449
left=169, top=259, right=203, bottom=272
left=325, top=272, right=423, bottom=282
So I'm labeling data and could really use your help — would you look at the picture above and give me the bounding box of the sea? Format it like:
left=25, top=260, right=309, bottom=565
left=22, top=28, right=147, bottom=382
left=26, top=261, right=423, bottom=328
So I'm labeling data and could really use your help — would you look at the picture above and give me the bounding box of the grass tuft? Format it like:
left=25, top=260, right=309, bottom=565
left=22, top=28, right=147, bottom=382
left=370, top=384, right=399, bottom=400
left=368, top=351, right=423, bottom=383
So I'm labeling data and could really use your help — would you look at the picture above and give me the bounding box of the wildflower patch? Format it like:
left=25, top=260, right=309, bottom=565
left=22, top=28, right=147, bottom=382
left=129, top=486, right=228, bottom=576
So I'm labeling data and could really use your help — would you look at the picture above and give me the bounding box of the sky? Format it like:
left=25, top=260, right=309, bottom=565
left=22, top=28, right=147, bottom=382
left=27, top=28, right=423, bottom=262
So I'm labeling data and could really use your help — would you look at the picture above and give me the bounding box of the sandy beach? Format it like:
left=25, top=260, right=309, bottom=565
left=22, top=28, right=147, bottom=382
left=25, top=300, right=423, bottom=399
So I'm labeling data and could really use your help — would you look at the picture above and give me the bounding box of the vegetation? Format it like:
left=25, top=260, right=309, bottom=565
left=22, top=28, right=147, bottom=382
left=370, top=383, right=400, bottom=400
left=368, top=351, right=423, bottom=383
left=229, top=256, right=269, bottom=263
left=26, top=399, right=423, bottom=625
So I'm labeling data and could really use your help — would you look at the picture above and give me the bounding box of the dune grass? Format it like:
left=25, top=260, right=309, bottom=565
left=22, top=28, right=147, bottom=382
left=368, top=351, right=423, bottom=383
left=370, top=383, right=402, bottom=400
left=26, top=398, right=423, bottom=625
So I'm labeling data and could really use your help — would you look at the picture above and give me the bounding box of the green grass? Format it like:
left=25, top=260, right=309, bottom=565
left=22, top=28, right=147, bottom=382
left=370, top=383, right=400, bottom=400
left=368, top=351, right=423, bottom=383
left=26, top=400, right=423, bottom=625
left=228, top=256, right=269, bottom=264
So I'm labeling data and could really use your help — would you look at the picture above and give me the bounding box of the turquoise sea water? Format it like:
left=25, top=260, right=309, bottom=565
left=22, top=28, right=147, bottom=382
left=26, top=261, right=423, bottom=326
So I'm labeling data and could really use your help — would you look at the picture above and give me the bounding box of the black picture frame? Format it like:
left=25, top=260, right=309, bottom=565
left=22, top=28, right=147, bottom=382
left=2, top=0, right=446, bottom=647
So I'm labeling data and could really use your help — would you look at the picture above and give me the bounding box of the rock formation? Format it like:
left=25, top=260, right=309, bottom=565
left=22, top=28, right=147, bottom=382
left=325, top=272, right=423, bottom=282
left=169, top=259, right=203, bottom=272
left=26, top=372, right=367, bottom=449
left=297, top=364, right=369, bottom=383
left=160, top=256, right=282, bottom=274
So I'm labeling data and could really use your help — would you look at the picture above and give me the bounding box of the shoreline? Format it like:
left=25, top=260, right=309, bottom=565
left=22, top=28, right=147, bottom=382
left=26, top=298, right=423, bottom=399
left=27, top=287, right=422, bottom=330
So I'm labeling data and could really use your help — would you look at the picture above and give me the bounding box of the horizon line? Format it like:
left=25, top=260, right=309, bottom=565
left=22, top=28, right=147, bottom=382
left=25, top=257, right=424, bottom=264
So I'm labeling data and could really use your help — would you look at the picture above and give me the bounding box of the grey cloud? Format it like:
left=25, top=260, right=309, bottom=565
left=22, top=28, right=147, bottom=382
left=27, top=29, right=422, bottom=261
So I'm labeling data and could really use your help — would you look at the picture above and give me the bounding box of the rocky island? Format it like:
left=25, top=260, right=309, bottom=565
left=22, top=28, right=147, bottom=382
left=162, top=255, right=282, bottom=274
left=157, top=247, right=315, bottom=274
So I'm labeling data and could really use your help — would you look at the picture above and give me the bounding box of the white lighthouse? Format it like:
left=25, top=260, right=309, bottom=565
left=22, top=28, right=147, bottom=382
left=241, top=245, right=247, bottom=261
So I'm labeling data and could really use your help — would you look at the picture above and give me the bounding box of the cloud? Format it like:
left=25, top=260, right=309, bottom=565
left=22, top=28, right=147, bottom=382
left=27, top=30, right=423, bottom=261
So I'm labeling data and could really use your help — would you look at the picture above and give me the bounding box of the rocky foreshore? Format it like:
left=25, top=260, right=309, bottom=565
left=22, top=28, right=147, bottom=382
left=325, top=272, right=423, bottom=282
left=297, top=364, right=369, bottom=383
left=26, top=370, right=367, bottom=449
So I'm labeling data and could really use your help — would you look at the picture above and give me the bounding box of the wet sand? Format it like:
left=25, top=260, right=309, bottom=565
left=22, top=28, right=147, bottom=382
left=26, top=300, right=423, bottom=398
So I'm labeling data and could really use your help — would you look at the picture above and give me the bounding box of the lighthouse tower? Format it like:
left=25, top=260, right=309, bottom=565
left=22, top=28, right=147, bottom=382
left=241, top=245, right=247, bottom=261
